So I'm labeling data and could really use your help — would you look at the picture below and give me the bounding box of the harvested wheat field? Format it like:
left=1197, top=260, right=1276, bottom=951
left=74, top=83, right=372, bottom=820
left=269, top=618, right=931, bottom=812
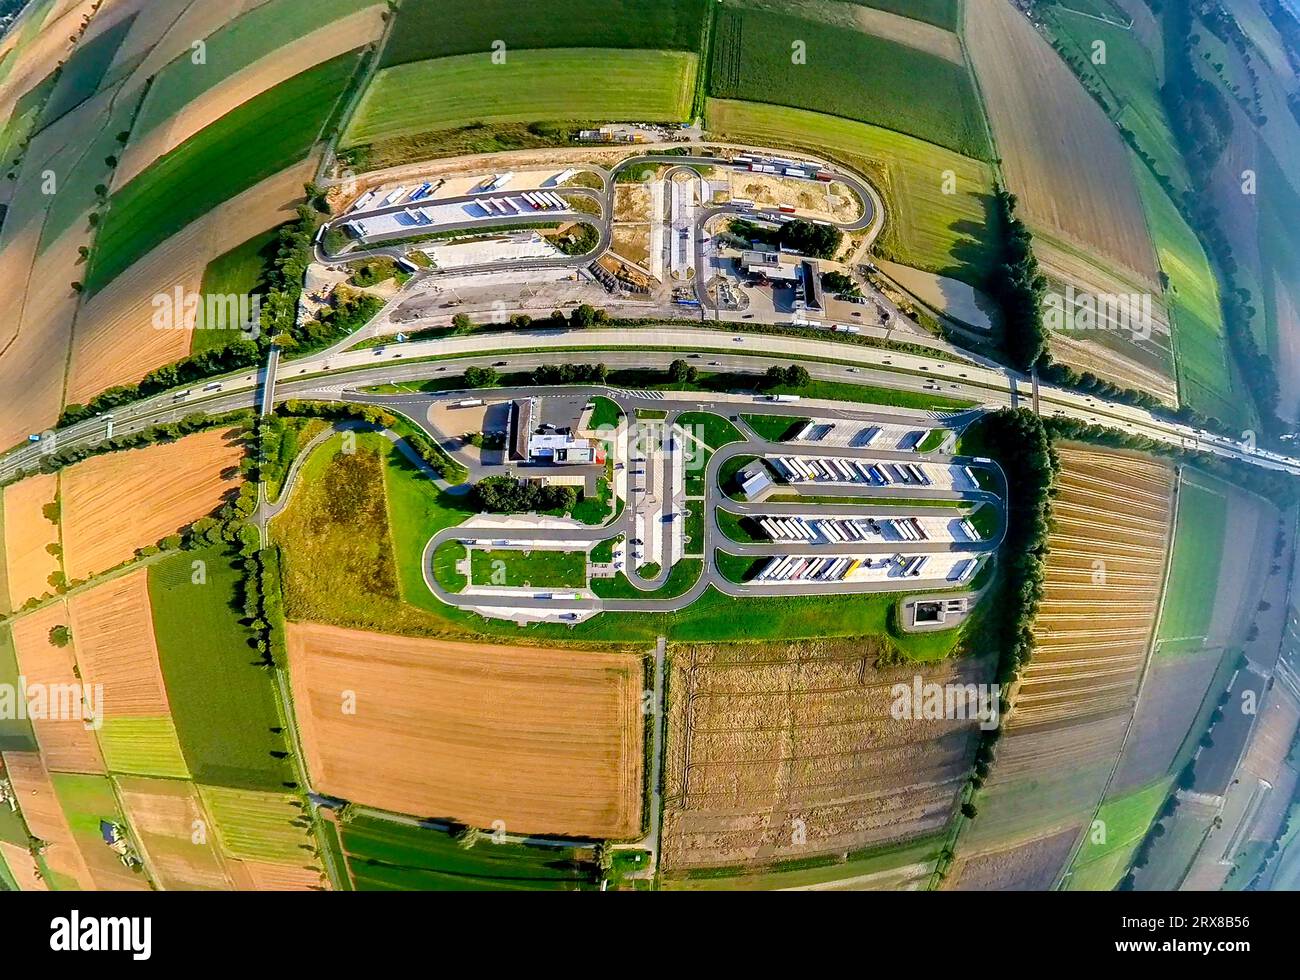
left=965, top=0, right=1159, bottom=286
left=229, top=859, right=326, bottom=891
left=1, top=751, right=94, bottom=889
left=117, top=5, right=386, bottom=185
left=10, top=605, right=105, bottom=774
left=66, top=161, right=313, bottom=402
left=947, top=826, right=1080, bottom=890
left=286, top=622, right=644, bottom=839
left=1016, top=447, right=1174, bottom=728
left=66, top=569, right=170, bottom=716
left=60, top=428, right=246, bottom=581
left=114, top=775, right=236, bottom=891
left=661, top=642, right=991, bottom=873
left=0, top=840, right=47, bottom=890
left=3, top=473, right=61, bottom=609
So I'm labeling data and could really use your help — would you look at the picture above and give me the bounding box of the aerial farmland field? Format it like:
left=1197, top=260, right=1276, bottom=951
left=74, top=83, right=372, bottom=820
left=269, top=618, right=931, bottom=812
left=380, top=0, right=709, bottom=66
left=286, top=622, right=645, bottom=839
left=662, top=643, right=990, bottom=877
left=343, top=49, right=698, bottom=147
left=1157, top=474, right=1229, bottom=648
left=709, top=5, right=991, bottom=160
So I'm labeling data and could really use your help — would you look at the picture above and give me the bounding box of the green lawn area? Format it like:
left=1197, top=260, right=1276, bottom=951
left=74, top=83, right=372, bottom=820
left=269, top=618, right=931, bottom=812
left=1065, top=777, right=1173, bottom=891
left=87, top=53, right=361, bottom=293
left=1134, top=163, right=1246, bottom=428
left=710, top=4, right=990, bottom=159
left=715, top=508, right=764, bottom=544
left=469, top=549, right=587, bottom=589
left=340, top=813, right=598, bottom=890
left=1157, top=474, right=1228, bottom=646
left=148, top=546, right=294, bottom=790
left=661, top=831, right=944, bottom=890
left=676, top=411, right=743, bottom=449
left=130, top=0, right=376, bottom=141
left=682, top=503, right=704, bottom=556
left=591, top=559, right=702, bottom=600
left=706, top=98, right=998, bottom=284
left=588, top=395, right=623, bottom=432
left=591, top=536, right=622, bottom=564
left=742, top=414, right=808, bottom=442
left=344, top=49, right=698, bottom=147
left=917, top=428, right=949, bottom=452
left=192, top=228, right=282, bottom=354
left=432, top=540, right=466, bottom=592
left=381, top=0, right=708, bottom=66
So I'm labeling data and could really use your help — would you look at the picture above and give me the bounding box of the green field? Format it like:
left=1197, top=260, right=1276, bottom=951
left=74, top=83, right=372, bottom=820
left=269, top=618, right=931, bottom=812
left=0, top=70, right=56, bottom=173
left=431, top=540, right=467, bottom=592
left=0, top=625, right=37, bottom=752
left=148, top=546, right=294, bottom=790
left=87, top=53, right=359, bottom=293
left=1041, top=0, right=1190, bottom=194
left=851, top=0, right=959, bottom=31
left=198, top=785, right=313, bottom=864
left=469, top=549, right=587, bottom=589
left=381, top=0, right=709, bottom=66
left=37, top=12, right=136, bottom=127
left=706, top=98, right=999, bottom=285
left=1134, top=164, right=1245, bottom=428
left=675, top=411, right=743, bottom=449
left=344, top=48, right=698, bottom=147
left=192, top=228, right=281, bottom=353
left=340, top=813, right=598, bottom=890
left=130, top=0, right=374, bottom=141
left=98, top=717, right=191, bottom=778
left=741, top=414, right=807, bottom=442
left=709, top=5, right=990, bottom=159
left=588, top=396, right=623, bottom=431
left=1157, top=475, right=1228, bottom=646
left=1065, top=777, right=1172, bottom=891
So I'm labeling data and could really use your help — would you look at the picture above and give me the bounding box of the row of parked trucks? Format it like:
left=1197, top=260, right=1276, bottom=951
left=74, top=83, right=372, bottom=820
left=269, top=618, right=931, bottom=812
left=772, top=456, right=932, bottom=487
left=755, top=553, right=931, bottom=584
left=758, top=515, right=935, bottom=544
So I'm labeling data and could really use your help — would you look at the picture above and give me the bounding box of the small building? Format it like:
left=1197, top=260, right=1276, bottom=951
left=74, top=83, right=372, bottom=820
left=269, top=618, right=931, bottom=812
left=794, top=259, right=824, bottom=312
left=741, top=250, right=799, bottom=283
left=739, top=463, right=774, bottom=501
left=527, top=433, right=605, bottom=466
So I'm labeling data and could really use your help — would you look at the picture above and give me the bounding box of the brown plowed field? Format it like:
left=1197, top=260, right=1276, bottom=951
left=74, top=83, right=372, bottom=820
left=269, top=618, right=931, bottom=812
left=229, top=859, right=324, bottom=891
left=965, top=0, right=1159, bottom=287
left=3, top=473, right=61, bottom=609
left=115, top=776, right=237, bottom=891
left=1, top=751, right=94, bottom=888
left=286, top=623, right=643, bottom=839
left=67, top=161, right=313, bottom=401
left=947, top=826, right=1080, bottom=890
left=662, top=643, right=990, bottom=871
left=66, top=570, right=171, bottom=716
left=1016, top=447, right=1174, bottom=729
left=0, top=840, right=47, bottom=890
left=10, top=605, right=105, bottom=774
left=60, top=428, right=246, bottom=580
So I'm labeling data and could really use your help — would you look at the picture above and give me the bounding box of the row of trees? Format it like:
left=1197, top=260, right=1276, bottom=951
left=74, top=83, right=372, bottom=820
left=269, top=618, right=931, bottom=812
left=471, top=475, right=577, bottom=514
left=989, top=190, right=1049, bottom=372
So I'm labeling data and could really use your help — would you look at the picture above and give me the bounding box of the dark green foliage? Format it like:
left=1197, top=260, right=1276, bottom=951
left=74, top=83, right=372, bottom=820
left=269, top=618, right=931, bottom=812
left=471, top=475, right=577, bottom=514
left=988, top=189, right=1049, bottom=372
left=531, top=362, right=609, bottom=385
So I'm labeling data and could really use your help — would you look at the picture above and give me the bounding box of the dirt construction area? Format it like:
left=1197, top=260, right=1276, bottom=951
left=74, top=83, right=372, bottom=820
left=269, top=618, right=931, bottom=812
left=1017, top=447, right=1174, bottom=728
left=662, top=642, right=991, bottom=872
left=59, top=428, right=247, bottom=581
left=285, top=623, right=644, bottom=839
